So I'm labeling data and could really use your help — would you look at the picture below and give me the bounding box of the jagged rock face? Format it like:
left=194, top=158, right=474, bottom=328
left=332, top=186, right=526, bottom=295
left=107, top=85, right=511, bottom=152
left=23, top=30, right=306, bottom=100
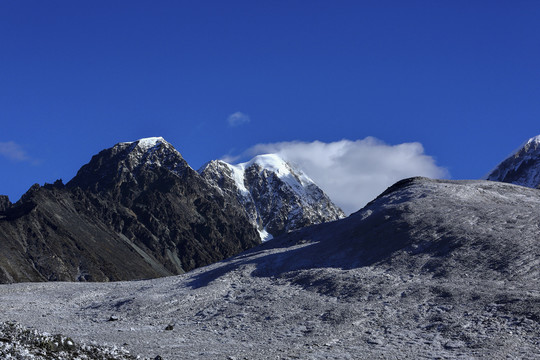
left=486, top=135, right=540, bottom=188
left=0, top=137, right=260, bottom=283
left=66, top=137, right=261, bottom=274
left=199, top=155, right=345, bottom=239
left=68, top=138, right=192, bottom=199
left=0, top=196, right=11, bottom=212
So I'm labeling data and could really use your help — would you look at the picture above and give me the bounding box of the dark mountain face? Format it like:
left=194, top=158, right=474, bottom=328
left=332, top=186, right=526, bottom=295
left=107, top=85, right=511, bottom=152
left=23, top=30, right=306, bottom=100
left=0, top=138, right=261, bottom=283
left=0, top=185, right=171, bottom=283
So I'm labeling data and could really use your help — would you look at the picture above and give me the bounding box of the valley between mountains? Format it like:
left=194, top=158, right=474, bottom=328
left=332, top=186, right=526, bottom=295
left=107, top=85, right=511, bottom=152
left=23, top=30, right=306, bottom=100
left=1, top=136, right=540, bottom=359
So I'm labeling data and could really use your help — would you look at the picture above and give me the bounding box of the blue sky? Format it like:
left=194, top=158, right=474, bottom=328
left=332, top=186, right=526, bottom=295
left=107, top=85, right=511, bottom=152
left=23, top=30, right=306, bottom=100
left=1, top=1, right=540, bottom=210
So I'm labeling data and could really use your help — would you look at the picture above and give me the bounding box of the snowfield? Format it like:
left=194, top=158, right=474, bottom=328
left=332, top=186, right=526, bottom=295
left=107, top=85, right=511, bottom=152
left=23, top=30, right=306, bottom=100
left=1, top=178, right=539, bottom=359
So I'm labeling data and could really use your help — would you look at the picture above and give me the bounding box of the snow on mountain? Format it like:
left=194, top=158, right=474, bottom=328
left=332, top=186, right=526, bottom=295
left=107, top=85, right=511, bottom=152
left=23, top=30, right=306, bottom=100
left=228, top=154, right=319, bottom=201
left=119, top=136, right=192, bottom=175
left=120, top=136, right=168, bottom=151
left=486, top=135, right=540, bottom=188
left=68, top=137, right=193, bottom=193
left=199, top=154, right=346, bottom=240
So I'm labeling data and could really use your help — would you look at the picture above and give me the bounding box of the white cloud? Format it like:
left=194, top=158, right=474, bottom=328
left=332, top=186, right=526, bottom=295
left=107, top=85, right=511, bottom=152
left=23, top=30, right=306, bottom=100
left=0, top=141, right=31, bottom=162
left=227, top=112, right=250, bottom=127
left=234, top=137, right=448, bottom=215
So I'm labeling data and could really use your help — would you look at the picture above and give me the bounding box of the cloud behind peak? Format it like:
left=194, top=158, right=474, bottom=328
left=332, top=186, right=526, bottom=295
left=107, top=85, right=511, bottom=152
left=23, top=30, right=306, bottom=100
left=230, top=138, right=448, bottom=214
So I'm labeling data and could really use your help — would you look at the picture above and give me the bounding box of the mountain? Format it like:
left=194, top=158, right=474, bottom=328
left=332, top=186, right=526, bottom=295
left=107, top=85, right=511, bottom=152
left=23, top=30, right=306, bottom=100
left=1, top=177, right=538, bottom=359
left=199, top=154, right=345, bottom=240
left=486, top=135, right=540, bottom=188
left=0, top=137, right=260, bottom=283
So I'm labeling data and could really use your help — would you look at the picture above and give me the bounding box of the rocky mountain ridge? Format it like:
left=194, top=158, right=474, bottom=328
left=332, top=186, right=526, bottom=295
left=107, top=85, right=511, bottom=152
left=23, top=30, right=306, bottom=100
left=199, top=154, right=345, bottom=240
left=0, top=137, right=261, bottom=282
left=0, top=137, right=344, bottom=283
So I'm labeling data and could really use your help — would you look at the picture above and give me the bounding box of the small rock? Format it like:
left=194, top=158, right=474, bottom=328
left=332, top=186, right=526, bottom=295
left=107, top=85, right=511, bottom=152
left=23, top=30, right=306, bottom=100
left=165, top=324, right=174, bottom=331
left=107, top=315, right=119, bottom=322
left=367, top=337, right=383, bottom=345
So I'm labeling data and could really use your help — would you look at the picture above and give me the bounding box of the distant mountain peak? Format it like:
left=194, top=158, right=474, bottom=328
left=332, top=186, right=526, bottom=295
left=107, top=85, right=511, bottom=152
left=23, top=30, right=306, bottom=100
left=243, top=153, right=292, bottom=172
left=486, top=134, right=540, bottom=189
left=199, top=153, right=345, bottom=240
left=68, top=136, right=190, bottom=193
left=238, top=153, right=315, bottom=186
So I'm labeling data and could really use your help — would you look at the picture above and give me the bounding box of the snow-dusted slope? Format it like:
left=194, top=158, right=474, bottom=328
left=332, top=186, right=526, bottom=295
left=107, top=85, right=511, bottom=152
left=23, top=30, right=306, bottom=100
left=199, top=154, right=345, bottom=240
left=486, top=135, right=540, bottom=188
left=1, top=178, right=539, bottom=359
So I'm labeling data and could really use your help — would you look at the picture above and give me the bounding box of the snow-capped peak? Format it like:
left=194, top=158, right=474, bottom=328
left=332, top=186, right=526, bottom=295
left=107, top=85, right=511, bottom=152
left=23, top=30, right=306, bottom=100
left=211, top=154, right=317, bottom=199
left=238, top=154, right=315, bottom=186
left=120, top=137, right=169, bottom=151
left=245, top=154, right=289, bottom=173
left=199, top=153, right=346, bottom=240
left=504, top=134, right=540, bottom=158
left=111, top=136, right=192, bottom=175
left=526, top=135, right=540, bottom=146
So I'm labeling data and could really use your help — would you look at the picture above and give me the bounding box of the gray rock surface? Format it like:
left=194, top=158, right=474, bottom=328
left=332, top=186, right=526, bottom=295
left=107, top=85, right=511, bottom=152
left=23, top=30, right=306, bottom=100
left=200, top=155, right=345, bottom=239
left=0, top=177, right=538, bottom=359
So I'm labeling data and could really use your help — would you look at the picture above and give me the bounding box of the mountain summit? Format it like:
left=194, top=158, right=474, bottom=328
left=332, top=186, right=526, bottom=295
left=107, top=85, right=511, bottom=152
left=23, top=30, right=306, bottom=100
left=486, top=135, right=540, bottom=188
left=68, top=137, right=190, bottom=193
left=199, top=154, right=345, bottom=240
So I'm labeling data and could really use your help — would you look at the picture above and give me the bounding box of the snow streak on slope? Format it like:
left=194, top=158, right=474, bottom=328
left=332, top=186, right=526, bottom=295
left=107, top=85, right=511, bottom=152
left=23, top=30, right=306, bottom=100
left=486, top=135, right=540, bottom=188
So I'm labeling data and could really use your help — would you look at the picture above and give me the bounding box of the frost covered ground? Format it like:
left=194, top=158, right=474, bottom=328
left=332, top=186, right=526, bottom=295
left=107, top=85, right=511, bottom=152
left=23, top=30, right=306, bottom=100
left=0, top=178, right=539, bottom=359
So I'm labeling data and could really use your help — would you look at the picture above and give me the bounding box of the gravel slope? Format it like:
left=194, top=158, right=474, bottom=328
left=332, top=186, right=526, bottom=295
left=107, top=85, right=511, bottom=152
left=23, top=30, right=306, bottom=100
left=0, top=178, right=539, bottom=359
